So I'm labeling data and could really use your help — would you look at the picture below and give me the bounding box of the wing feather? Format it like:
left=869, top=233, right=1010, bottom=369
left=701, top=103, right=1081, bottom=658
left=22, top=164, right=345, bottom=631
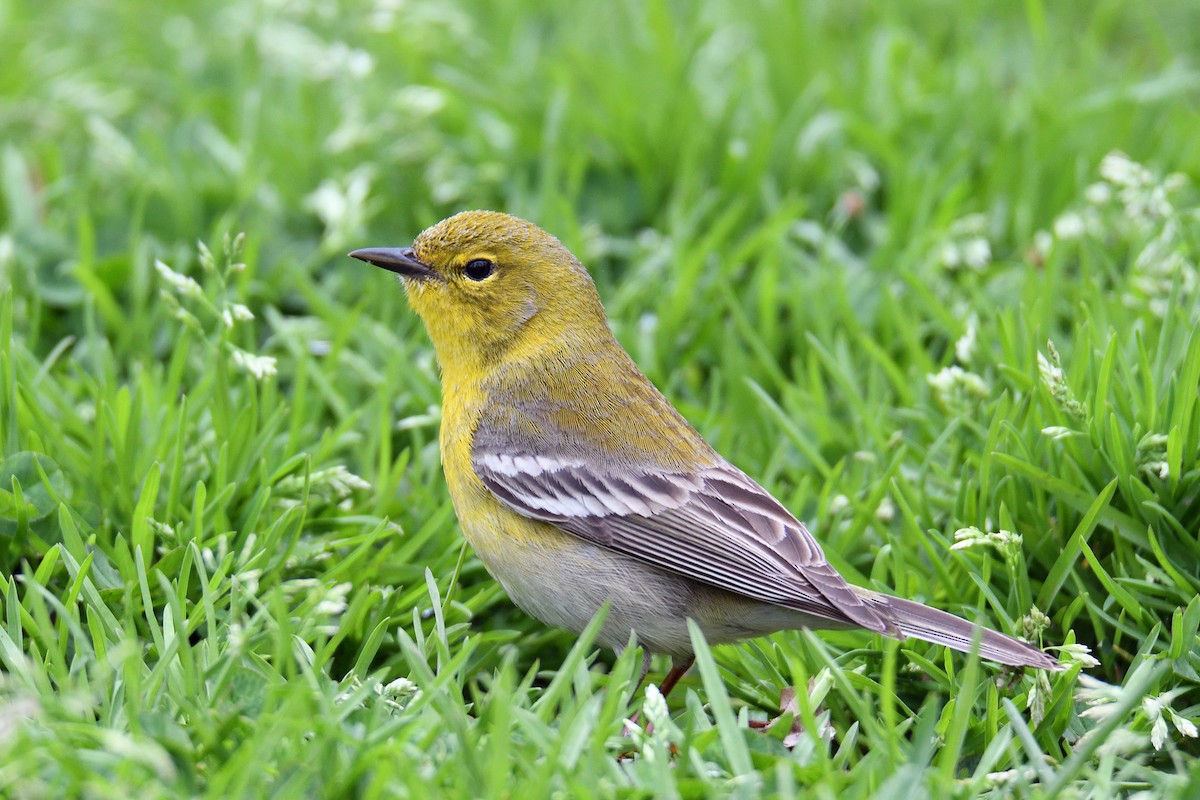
left=473, top=450, right=896, bottom=634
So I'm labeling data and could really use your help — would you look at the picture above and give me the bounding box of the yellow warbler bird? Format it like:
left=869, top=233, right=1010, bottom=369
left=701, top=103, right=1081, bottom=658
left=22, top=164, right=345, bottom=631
left=351, top=210, right=1060, bottom=695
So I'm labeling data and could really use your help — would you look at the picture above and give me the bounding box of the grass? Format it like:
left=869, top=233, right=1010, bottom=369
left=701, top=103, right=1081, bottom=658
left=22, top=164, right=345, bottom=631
left=2, top=0, right=1200, bottom=796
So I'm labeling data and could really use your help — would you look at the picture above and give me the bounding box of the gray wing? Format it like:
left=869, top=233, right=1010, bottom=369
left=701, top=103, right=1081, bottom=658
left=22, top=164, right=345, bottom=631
left=472, top=450, right=897, bottom=635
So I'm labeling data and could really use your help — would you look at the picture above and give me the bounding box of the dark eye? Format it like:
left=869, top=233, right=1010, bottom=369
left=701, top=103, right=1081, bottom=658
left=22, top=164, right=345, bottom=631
left=463, top=259, right=494, bottom=281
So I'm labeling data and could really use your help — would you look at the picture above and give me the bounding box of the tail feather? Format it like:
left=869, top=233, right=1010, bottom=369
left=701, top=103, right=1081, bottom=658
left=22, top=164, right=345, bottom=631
left=873, top=594, right=1062, bottom=670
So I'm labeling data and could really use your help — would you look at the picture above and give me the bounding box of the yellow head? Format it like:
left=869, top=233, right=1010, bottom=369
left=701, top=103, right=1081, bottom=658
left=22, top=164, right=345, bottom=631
left=350, top=211, right=609, bottom=377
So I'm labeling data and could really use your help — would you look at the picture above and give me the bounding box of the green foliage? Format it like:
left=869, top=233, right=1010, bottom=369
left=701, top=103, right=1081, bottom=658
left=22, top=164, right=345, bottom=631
left=2, top=0, right=1199, bottom=796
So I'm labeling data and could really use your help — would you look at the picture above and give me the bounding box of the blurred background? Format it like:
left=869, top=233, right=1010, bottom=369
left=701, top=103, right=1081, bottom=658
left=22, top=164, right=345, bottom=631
left=6, top=1, right=1198, bottom=294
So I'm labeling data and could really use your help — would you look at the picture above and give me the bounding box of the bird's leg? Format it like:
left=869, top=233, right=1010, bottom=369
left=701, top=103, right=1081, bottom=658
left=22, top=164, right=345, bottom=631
left=637, top=657, right=694, bottom=737
left=657, top=657, right=693, bottom=702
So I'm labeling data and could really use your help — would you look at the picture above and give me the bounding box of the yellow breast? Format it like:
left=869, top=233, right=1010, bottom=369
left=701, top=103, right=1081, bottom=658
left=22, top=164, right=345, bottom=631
left=438, top=374, right=576, bottom=573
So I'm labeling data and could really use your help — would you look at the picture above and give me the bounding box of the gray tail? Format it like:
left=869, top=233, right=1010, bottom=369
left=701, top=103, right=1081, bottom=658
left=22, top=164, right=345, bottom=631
left=875, top=594, right=1062, bottom=670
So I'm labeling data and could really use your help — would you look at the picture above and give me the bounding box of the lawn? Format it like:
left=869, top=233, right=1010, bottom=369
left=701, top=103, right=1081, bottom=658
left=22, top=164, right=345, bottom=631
left=2, top=0, right=1200, bottom=796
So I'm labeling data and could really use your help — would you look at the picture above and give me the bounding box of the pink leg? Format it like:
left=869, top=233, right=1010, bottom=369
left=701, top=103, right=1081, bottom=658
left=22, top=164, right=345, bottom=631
left=657, top=657, right=694, bottom=701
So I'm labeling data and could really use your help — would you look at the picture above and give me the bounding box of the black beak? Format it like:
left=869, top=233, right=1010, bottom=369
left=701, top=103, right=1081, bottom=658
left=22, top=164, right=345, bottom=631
left=348, top=247, right=435, bottom=280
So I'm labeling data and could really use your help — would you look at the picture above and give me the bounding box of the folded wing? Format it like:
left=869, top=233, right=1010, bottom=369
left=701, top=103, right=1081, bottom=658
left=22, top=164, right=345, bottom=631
left=472, top=450, right=897, bottom=635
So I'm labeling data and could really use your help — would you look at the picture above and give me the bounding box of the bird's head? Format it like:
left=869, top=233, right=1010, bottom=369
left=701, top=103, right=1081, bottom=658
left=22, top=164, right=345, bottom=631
left=351, top=210, right=608, bottom=374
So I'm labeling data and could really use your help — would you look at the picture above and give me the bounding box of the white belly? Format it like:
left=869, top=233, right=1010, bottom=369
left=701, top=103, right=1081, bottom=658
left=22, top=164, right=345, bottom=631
left=468, top=516, right=810, bottom=659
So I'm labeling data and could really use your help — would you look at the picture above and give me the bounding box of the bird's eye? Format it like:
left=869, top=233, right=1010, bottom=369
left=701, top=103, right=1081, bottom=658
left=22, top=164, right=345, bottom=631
left=463, top=259, right=494, bottom=281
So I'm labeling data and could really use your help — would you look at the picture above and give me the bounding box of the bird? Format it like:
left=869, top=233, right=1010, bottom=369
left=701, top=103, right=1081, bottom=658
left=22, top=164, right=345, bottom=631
left=350, top=210, right=1061, bottom=701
